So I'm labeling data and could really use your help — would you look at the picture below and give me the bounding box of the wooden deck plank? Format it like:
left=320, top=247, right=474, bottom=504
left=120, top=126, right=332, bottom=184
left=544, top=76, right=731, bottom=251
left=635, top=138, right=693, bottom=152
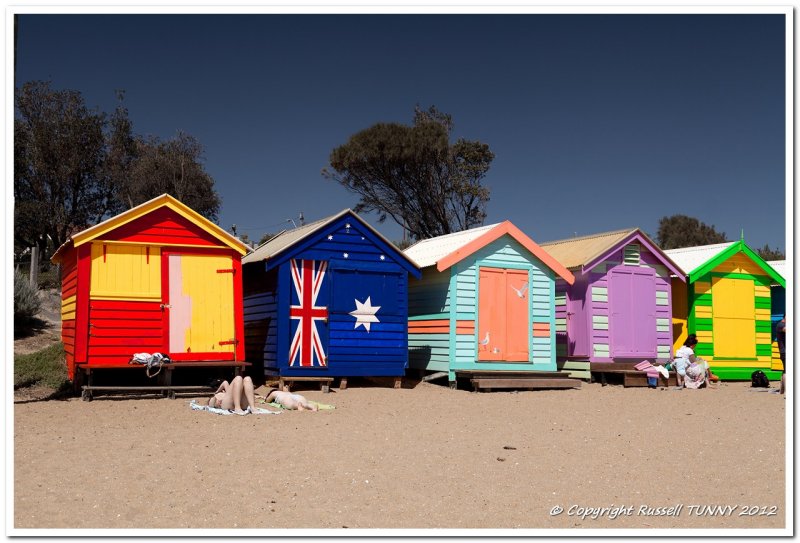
left=470, top=378, right=581, bottom=390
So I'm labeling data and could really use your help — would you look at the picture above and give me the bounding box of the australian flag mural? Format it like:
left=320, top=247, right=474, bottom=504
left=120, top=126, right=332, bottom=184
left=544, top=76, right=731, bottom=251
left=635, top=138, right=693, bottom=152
left=242, top=210, right=420, bottom=379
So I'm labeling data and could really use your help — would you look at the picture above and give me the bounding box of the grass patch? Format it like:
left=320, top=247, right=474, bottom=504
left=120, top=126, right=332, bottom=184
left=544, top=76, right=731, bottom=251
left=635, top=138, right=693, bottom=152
left=14, top=342, right=70, bottom=390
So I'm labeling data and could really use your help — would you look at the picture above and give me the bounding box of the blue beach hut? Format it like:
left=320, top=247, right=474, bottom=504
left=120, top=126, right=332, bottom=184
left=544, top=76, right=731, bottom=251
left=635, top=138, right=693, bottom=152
left=242, top=210, right=420, bottom=385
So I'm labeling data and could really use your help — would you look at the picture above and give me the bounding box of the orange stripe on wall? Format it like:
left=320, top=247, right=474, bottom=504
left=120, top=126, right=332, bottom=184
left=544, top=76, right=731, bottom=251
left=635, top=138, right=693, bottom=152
left=532, top=322, right=550, bottom=337
left=456, top=321, right=475, bottom=335
left=408, top=320, right=476, bottom=335
left=409, top=320, right=449, bottom=334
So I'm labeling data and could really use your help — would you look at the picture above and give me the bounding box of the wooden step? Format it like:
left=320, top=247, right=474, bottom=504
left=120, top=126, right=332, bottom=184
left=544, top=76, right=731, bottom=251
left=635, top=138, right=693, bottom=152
left=470, top=378, right=582, bottom=391
left=456, top=370, right=574, bottom=380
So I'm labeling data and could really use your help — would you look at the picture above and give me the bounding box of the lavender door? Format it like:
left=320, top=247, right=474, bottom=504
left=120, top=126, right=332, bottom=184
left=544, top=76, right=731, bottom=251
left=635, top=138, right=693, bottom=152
left=609, top=268, right=656, bottom=357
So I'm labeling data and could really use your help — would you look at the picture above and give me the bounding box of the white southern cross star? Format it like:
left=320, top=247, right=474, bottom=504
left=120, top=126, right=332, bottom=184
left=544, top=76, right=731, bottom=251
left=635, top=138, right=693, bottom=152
left=349, top=296, right=381, bottom=332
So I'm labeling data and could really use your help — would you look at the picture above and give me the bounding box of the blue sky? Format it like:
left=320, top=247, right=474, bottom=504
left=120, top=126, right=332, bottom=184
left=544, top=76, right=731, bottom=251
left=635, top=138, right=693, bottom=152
left=14, top=13, right=788, bottom=252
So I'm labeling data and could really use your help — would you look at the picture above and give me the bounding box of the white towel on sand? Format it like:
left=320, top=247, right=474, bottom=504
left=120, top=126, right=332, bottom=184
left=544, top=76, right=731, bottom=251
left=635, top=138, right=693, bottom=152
left=189, top=400, right=280, bottom=415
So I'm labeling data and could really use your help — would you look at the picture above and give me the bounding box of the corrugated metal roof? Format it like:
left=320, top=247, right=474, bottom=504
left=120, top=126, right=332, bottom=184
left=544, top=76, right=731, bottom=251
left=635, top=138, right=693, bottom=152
left=242, top=210, right=348, bottom=264
left=663, top=242, right=735, bottom=275
left=538, top=228, right=637, bottom=270
left=242, top=209, right=419, bottom=273
left=403, top=223, right=500, bottom=268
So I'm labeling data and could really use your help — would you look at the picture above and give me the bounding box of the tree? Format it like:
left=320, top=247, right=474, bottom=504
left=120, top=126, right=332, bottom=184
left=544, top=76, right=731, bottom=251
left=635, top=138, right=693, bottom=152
left=756, top=244, right=785, bottom=261
left=105, top=90, right=138, bottom=211
left=14, top=81, right=117, bottom=258
left=15, top=81, right=223, bottom=264
left=656, top=215, right=728, bottom=249
left=323, top=105, right=494, bottom=241
left=122, top=131, right=221, bottom=221
left=258, top=232, right=278, bottom=246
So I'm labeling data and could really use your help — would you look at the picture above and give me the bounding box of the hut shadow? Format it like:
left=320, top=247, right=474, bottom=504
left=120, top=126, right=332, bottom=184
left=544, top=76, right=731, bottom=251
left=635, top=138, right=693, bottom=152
left=13, top=382, right=76, bottom=404
left=14, top=317, right=50, bottom=339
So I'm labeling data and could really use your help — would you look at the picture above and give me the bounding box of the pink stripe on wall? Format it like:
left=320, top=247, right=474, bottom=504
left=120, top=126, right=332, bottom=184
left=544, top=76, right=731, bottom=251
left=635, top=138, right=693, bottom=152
left=168, top=255, right=193, bottom=353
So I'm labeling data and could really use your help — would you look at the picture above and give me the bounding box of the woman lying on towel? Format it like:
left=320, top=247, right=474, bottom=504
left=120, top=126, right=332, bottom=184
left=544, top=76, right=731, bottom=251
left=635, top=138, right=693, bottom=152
left=264, top=388, right=319, bottom=411
left=209, top=375, right=258, bottom=414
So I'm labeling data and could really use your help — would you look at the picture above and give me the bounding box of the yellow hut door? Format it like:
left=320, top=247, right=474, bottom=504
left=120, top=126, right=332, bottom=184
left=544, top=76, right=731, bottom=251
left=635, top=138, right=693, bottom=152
left=711, top=277, right=756, bottom=358
left=167, top=253, right=236, bottom=359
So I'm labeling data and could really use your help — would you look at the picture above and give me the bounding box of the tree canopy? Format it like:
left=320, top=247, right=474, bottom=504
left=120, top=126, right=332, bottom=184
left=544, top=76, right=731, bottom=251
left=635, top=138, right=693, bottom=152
left=14, top=81, right=221, bottom=260
left=14, top=81, right=119, bottom=257
left=756, top=244, right=785, bottom=261
left=656, top=215, right=728, bottom=250
left=122, top=132, right=220, bottom=221
left=323, top=106, right=494, bottom=241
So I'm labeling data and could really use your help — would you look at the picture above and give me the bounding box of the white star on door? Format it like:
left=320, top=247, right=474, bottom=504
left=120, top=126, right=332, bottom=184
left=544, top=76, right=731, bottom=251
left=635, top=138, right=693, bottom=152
left=349, top=296, right=381, bottom=332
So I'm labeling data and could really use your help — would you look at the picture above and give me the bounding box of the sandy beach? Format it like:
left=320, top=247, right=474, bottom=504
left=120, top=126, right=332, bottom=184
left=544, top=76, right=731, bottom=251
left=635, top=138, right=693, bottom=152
left=13, top=378, right=787, bottom=532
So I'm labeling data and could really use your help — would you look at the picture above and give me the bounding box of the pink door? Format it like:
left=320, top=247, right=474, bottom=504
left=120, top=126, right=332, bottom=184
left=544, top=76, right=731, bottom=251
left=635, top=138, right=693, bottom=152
left=609, top=268, right=656, bottom=358
left=478, top=267, right=529, bottom=362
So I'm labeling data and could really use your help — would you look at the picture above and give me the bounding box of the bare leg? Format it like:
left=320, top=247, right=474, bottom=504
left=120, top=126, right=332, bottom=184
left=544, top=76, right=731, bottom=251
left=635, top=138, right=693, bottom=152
left=298, top=398, right=318, bottom=411
left=241, top=376, right=256, bottom=411
left=230, top=375, right=245, bottom=413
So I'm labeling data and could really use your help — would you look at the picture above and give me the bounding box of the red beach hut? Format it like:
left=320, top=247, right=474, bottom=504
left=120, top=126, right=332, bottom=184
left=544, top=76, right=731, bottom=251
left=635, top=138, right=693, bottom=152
left=51, top=194, right=249, bottom=382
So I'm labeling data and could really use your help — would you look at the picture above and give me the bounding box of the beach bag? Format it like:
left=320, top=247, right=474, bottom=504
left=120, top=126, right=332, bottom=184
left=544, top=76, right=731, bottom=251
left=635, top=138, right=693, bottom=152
left=129, top=352, right=171, bottom=378
left=750, top=370, right=770, bottom=388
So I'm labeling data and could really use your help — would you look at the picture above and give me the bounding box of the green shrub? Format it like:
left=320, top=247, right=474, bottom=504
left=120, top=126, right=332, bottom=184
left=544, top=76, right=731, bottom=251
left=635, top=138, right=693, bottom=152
left=14, top=342, right=69, bottom=390
left=14, top=268, right=41, bottom=323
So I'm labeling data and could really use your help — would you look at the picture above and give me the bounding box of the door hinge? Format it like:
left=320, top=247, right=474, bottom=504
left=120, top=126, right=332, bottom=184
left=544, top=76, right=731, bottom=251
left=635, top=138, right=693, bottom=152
left=217, top=268, right=236, bottom=274
left=219, top=339, right=239, bottom=346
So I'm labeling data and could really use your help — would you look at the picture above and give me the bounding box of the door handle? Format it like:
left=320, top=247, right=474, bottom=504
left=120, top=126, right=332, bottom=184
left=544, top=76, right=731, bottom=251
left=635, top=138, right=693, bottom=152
left=160, top=304, right=172, bottom=310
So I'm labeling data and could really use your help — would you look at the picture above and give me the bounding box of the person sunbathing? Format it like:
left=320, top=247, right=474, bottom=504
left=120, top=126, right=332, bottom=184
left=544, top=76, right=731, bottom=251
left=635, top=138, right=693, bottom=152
left=264, top=388, right=318, bottom=411
left=208, top=375, right=257, bottom=414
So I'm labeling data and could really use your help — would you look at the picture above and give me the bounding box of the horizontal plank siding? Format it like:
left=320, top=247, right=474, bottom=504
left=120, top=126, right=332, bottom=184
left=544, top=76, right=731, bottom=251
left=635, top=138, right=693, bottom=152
left=408, top=266, right=450, bottom=317
left=61, top=256, right=79, bottom=300
left=87, top=299, right=164, bottom=366
left=103, top=207, right=221, bottom=247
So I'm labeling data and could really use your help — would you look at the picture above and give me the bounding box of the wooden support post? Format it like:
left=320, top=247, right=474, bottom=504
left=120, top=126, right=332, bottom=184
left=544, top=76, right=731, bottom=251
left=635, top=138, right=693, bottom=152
left=339, top=377, right=347, bottom=391
left=393, top=377, right=402, bottom=389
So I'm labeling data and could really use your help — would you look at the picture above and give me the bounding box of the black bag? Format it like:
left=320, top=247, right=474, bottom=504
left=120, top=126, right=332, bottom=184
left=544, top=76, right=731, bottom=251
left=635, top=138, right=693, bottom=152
left=751, top=370, right=770, bottom=388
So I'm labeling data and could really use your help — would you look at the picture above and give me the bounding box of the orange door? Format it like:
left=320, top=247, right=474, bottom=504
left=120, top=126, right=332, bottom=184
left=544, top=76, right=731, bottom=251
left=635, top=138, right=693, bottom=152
left=478, top=267, right=530, bottom=362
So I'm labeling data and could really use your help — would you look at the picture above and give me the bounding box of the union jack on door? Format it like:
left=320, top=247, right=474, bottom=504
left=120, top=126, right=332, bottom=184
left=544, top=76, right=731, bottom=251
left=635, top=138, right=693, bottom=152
left=289, top=259, right=328, bottom=367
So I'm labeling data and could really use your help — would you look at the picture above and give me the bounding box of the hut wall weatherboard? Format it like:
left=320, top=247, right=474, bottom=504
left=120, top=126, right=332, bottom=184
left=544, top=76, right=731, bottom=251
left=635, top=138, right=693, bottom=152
left=665, top=241, right=785, bottom=380
left=541, top=229, right=684, bottom=368
left=50, top=194, right=248, bottom=380
left=766, top=260, right=786, bottom=372
left=405, top=221, right=575, bottom=383
left=242, top=210, right=420, bottom=379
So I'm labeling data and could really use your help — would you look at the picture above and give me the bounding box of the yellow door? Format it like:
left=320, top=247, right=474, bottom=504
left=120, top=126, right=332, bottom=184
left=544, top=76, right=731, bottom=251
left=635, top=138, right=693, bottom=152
left=168, top=253, right=235, bottom=356
left=711, top=277, right=755, bottom=358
